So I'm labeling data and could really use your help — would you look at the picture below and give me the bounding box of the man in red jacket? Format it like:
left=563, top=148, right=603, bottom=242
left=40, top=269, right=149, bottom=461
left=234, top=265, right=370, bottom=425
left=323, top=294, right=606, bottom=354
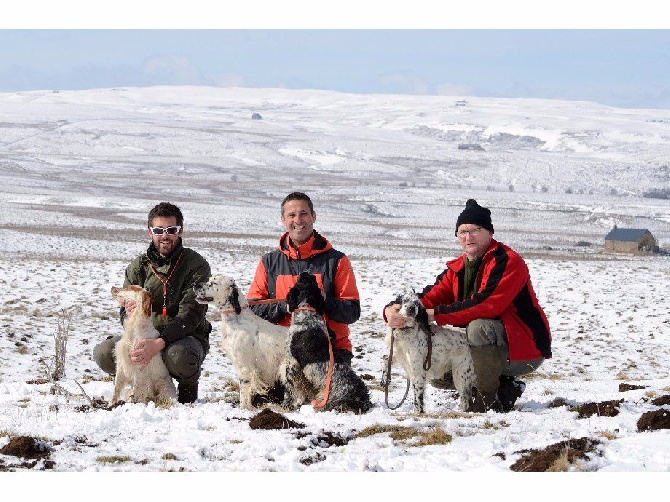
left=384, top=199, right=551, bottom=412
left=248, top=192, right=361, bottom=365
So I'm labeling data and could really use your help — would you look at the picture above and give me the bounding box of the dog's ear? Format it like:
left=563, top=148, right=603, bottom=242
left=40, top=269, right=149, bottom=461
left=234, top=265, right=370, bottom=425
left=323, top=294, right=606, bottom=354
left=141, top=289, right=152, bottom=317
left=416, top=302, right=431, bottom=334
left=286, top=282, right=299, bottom=312
left=311, top=284, right=326, bottom=314
left=230, top=282, right=242, bottom=315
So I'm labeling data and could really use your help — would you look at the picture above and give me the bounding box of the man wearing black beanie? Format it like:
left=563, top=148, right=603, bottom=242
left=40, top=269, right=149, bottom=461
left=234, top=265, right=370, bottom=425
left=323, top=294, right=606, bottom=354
left=384, top=199, right=551, bottom=412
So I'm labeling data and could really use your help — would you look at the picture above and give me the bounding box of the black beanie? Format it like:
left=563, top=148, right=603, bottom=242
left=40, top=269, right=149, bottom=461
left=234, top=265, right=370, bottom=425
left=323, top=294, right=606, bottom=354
left=455, top=199, right=494, bottom=236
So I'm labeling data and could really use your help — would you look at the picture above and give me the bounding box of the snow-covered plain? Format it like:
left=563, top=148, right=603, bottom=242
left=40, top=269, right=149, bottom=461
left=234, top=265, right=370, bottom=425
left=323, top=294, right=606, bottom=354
left=1, top=87, right=669, bottom=488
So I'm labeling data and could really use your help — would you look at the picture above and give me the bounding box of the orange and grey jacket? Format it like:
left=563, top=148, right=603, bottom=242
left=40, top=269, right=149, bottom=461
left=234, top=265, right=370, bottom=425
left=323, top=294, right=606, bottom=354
left=417, top=239, right=551, bottom=362
left=248, top=230, right=360, bottom=352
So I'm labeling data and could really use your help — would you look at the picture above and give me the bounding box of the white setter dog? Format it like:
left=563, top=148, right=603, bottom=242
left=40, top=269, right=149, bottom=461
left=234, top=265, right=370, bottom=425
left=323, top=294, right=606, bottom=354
left=193, top=275, right=288, bottom=410
left=385, top=289, right=474, bottom=413
left=283, top=272, right=372, bottom=413
left=109, top=285, right=177, bottom=406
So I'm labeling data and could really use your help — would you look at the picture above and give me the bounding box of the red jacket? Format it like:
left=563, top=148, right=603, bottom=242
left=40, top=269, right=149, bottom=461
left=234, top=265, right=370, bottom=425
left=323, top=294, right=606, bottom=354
left=247, top=231, right=360, bottom=352
left=419, top=239, right=551, bottom=361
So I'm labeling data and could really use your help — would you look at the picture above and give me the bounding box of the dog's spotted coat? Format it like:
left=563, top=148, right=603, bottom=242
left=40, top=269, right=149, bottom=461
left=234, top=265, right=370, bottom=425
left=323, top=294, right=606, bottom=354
left=283, top=272, right=372, bottom=414
left=193, top=275, right=288, bottom=410
left=386, top=289, right=474, bottom=413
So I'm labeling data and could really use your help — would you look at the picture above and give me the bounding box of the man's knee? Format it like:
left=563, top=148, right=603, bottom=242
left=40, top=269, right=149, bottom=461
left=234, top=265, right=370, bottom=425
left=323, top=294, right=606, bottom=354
left=163, top=338, right=205, bottom=383
left=93, top=336, right=120, bottom=375
left=466, top=319, right=505, bottom=348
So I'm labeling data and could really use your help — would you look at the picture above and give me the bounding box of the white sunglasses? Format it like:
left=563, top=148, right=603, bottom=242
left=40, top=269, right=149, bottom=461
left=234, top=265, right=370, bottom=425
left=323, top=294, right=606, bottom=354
left=149, top=225, right=182, bottom=235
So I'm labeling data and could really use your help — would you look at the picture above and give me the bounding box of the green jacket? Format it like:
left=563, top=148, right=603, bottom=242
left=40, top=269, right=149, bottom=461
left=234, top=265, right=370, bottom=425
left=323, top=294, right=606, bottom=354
left=122, top=239, right=212, bottom=354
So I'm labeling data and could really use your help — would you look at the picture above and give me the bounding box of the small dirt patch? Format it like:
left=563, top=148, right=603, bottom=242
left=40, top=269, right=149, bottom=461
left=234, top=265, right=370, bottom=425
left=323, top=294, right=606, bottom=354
left=299, top=451, right=326, bottom=465
left=571, top=399, right=623, bottom=418
left=619, top=383, right=646, bottom=392
left=0, top=436, right=51, bottom=460
left=651, top=395, right=670, bottom=406
left=310, top=431, right=349, bottom=447
left=249, top=408, right=305, bottom=430
left=25, top=378, right=50, bottom=385
left=547, top=397, right=568, bottom=408
left=637, top=409, right=670, bottom=431
left=510, top=437, right=601, bottom=472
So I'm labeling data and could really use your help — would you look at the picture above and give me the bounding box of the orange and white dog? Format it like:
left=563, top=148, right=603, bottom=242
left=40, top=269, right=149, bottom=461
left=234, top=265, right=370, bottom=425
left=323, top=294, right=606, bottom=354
left=109, top=285, right=177, bottom=405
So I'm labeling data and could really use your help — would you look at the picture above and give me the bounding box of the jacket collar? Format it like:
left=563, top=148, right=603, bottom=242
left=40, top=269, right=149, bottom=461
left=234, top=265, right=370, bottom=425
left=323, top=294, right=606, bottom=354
left=447, top=238, right=499, bottom=271
left=279, top=230, right=332, bottom=259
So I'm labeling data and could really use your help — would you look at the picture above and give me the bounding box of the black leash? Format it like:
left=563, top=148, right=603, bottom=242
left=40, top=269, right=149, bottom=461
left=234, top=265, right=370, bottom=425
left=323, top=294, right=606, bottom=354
left=383, top=330, right=411, bottom=410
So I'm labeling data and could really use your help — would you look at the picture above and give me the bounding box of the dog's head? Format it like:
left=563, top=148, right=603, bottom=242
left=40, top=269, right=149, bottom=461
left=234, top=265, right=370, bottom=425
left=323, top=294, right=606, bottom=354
left=111, top=285, right=152, bottom=317
left=394, top=289, right=430, bottom=332
left=193, top=275, right=241, bottom=313
left=286, top=272, right=325, bottom=315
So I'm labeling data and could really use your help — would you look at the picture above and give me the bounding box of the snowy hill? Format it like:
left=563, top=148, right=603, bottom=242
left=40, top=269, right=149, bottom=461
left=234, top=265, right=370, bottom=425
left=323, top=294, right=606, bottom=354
left=1, top=86, right=670, bottom=260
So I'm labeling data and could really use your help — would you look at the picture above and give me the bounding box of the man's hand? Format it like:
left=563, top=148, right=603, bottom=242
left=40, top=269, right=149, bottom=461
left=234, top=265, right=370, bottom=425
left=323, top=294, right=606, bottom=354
left=121, top=299, right=137, bottom=317
left=384, top=304, right=407, bottom=329
left=130, top=338, right=166, bottom=369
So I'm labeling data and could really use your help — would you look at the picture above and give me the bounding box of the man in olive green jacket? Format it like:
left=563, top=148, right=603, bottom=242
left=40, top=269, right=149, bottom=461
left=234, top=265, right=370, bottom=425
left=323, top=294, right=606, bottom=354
left=93, top=202, right=212, bottom=403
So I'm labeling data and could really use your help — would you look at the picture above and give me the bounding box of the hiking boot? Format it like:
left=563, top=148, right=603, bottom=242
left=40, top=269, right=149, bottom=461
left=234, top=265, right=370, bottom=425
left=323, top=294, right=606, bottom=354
left=430, top=373, right=456, bottom=390
left=497, top=375, right=526, bottom=412
left=178, top=382, right=198, bottom=404
left=470, top=386, right=503, bottom=413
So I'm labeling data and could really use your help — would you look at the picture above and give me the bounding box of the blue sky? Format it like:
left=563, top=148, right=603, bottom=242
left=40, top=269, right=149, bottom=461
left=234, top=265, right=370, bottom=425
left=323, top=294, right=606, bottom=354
left=2, top=3, right=669, bottom=109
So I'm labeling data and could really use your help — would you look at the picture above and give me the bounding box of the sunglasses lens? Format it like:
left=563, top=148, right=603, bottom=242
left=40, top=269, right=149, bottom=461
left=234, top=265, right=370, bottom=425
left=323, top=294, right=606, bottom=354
left=165, top=226, right=180, bottom=234
left=150, top=227, right=165, bottom=235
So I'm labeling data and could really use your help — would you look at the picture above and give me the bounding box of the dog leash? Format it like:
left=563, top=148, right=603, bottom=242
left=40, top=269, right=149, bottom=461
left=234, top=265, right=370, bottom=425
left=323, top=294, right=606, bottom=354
left=383, top=331, right=411, bottom=410
left=423, top=328, right=433, bottom=371
left=290, top=306, right=334, bottom=409
left=311, top=334, right=334, bottom=409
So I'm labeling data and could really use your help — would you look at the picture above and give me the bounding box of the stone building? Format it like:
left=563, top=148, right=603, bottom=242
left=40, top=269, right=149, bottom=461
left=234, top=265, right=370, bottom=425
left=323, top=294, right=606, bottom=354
left=604, top=228, right=657, bottom=255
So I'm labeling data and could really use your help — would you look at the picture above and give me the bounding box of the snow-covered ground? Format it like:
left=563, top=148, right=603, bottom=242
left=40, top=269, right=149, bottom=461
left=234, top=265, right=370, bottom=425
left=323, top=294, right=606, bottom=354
left=0, top=87, right=669, bottom=491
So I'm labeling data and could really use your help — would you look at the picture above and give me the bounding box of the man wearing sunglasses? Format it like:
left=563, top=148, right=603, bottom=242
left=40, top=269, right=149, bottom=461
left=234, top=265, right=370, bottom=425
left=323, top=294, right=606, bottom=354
left=93, top=201, right=212, bottom=404
left=383, top=199, right=552, bottom=413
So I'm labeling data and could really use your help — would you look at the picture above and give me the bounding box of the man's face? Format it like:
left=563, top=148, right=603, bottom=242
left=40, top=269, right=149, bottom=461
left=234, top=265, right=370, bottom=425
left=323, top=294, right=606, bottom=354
left=281, top=199, right=315, bottom=246
left=456, top=224, right=492, bottom=260
left=147, top=215, right=182, bottom=257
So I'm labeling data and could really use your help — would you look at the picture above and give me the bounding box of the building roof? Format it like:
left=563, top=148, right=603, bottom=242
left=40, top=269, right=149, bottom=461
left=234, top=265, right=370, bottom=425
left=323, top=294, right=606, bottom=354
left=604, top=228, right=651, bottom=242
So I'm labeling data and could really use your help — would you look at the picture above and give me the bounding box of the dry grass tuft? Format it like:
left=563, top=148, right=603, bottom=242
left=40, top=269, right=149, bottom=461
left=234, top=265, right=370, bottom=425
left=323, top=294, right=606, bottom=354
left=355, top=423, right=419, bottom=440
left=96, top=455, right=132, bottom=464
left=596, top=430, right=618, bottom=440
left=546, top=448, right=571, bottom=472
left=411, top=426, right=453, bottom=447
